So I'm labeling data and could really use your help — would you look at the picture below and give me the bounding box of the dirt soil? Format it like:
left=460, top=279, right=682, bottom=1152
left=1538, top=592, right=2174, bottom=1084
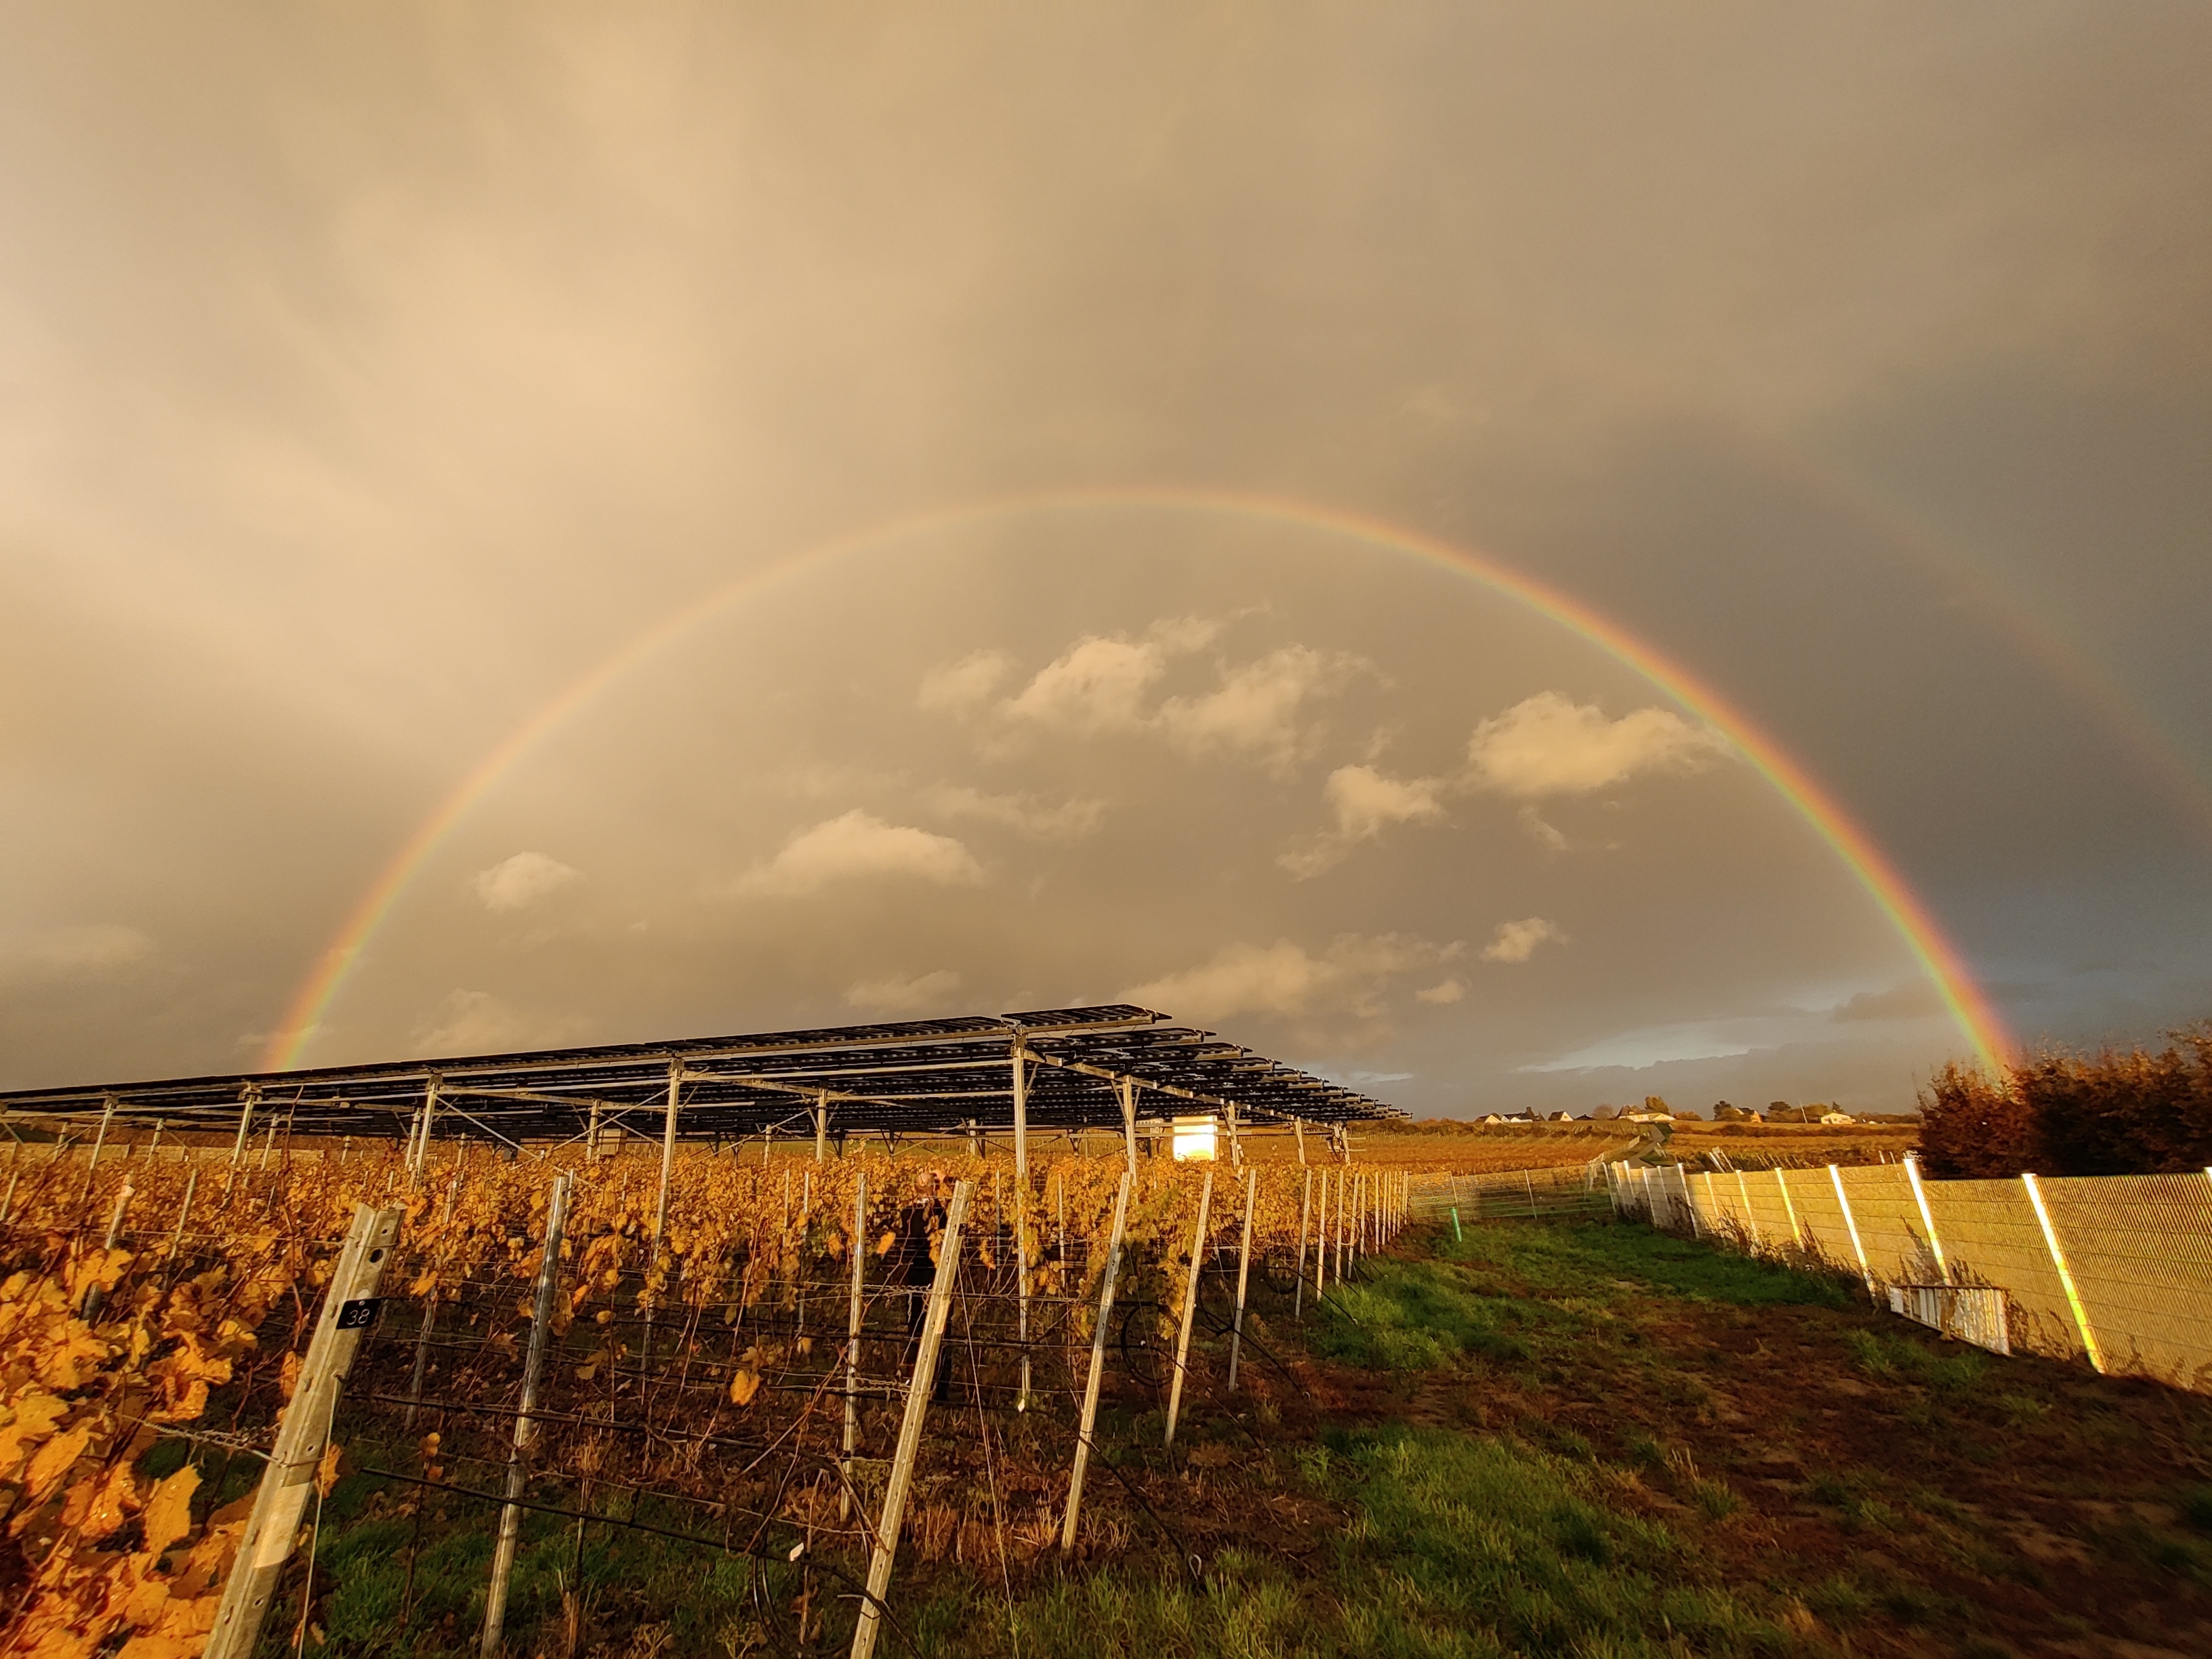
left=1153, top=1219, right=2212, bottom=1659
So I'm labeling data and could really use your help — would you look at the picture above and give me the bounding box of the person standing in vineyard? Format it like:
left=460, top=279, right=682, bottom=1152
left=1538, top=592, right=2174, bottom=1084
left=891, top=1170, right=951, bottom=1399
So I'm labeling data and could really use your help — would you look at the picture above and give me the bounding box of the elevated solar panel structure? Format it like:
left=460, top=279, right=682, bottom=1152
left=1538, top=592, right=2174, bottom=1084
left=0, top=1005, right=1402, bottom=1147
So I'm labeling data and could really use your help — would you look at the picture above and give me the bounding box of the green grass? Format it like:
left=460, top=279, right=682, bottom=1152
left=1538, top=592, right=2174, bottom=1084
left=1309, top=1257, right=1536, bottom=1370
left=1430, top=1214, right=1853, bottom=1309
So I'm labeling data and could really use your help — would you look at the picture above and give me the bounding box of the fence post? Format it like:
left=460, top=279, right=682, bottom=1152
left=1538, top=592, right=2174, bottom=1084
left=1061, top=1170, right=1132, bottom=1553
left=1775, top=1168, right=1803, bottom=1250
left=1828, top=1164, right=1874, bottom=1293
left=1314, top=1167, right=1330, bottom=1294
left=1164, top=1170, right=1215, bottom=1447
left=2022, top=1172, right=2103, bottom=1374
left=1734, top=1170, right=1759, bottom=1248
left=1679, top=1167, right=1700, bottom=1237
left=203, top=1204, right=403, bottom=1659
left=482, top=1171, right=572, bottom=1657
left=80, top=1182, right=133, bottom=1319
left=1903, top=1153, right=1947, bottom=1283
left=851, top=1180, right=971, bottom=1659
left=1227, top=1168, right=1257, bottom=1391
left=1120, top=1077, right=1139, bottom=1184
left=1293, top=1168, right=1313, bottom=1321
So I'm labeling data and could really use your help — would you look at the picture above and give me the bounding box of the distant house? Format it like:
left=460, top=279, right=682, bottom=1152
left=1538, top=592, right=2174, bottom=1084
left=1713, top=1101, right=1763, bottom=1123
left=1548, top=1110, right=1574, bottom=1122
left=1477, top=1113, right=1507, bottom=1125
left=1819, top=1110, right=1855, bottom=1126
left=1622, top=1109, right=1672, bottom=1124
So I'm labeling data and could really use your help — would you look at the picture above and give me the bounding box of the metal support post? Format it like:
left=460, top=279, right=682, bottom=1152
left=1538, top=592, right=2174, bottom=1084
left=850, top=1180, right=970, bottom=1659
left=482, top=1172, right=572, bottom=1656
left=815, top=1093, right=829, bottom=1163
left=1061, top=1170, right=1132, bottom=1553
left=1227, top=1168, right=1256, bottom=1391
left=652, top=1065, right=680, bottom=1261
left=1164, top=1169, right=1214, bottom=1447
left=1012, top=1043, right=1029, bottom=1180
left=1119, top=1076, right=1139, bottom=1183
left=203, top=1202, right=403, bottom=1659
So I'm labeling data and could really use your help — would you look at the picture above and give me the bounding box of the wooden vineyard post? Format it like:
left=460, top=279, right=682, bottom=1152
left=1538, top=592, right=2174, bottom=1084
left=645, top=1064, right=681, bottom=1358
left=0, top=1169, right=17, bottom=1230
left=79, top=1095, right=117, bottom=1205
left=1335, top=1170, right=1349, bottom=1279
left=161, top=1170, right=197, bottom=1277
left=1016, top=1181, right=1033, bottom=1412
left=843, top=1170, right=867, bottom=1519
left=481, top=1172, right=573, bottom=1657
left=80, top=1181, right=133, bottom=1319
left=1294, top=1168, right=1313, bottom=1320
left=1163, top=1168, right=1214, bottom=1448
left=851, top=1180, right=971, bottom=1659
left=203, top=1203, right=403, bottom=1659
left=1294, top=1117, right=1307, bottom=1166
left=1061, top=1170, right=1132, bottom=1554
left=1227, top=1167, right=1256, bottom=1391
left=1736, top=1170, right=1760, bottom=1248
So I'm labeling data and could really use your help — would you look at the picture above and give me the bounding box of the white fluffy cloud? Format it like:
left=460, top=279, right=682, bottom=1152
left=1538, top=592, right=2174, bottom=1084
left=472, top=851, right=581, bottom=912
left=843, top=968, right=964, bottom=1013
left=1416, top=978, right=1467, bottom=1004
left=925, top=619, right=1361, bottom=771
left=1481, top=916, right=1565, bottom=963
left=731, top=811, right=984, bottom=897
left=926, top=785, right=1105, bottom=842
left=1158, top=644, right=1364, bottom=772
left=1279, top=764, right=1446, bottom=877
left=1124, top=933, right=1459, bottom=1025
left=1465, top=693, right=1726, bottom=798
left=1002, top=634, right=1176, bottom=734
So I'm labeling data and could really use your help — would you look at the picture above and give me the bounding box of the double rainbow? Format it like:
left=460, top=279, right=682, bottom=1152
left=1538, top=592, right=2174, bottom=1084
left=261, top=488, right=2015, bottom=1078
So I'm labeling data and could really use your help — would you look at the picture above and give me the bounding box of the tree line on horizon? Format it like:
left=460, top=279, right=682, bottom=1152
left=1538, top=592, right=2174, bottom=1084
left=1918, top=1023, right=2212, bottom=1178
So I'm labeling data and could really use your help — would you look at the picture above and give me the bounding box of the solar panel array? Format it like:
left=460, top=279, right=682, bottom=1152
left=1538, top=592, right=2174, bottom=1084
left=0, top=1005, right=1402, bottom=1144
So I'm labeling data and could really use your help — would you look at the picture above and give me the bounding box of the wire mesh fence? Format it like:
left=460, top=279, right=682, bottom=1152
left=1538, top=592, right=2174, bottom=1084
left=1608, top=1158, right=2212, bottom=1393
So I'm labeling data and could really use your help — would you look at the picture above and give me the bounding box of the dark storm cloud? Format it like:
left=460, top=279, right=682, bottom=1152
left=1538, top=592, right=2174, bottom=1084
left=3, top=3, right=2208, bottom=1109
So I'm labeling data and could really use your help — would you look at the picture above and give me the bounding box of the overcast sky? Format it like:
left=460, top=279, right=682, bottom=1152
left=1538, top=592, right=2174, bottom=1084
left=4, top=3, right=2209, bottom=1115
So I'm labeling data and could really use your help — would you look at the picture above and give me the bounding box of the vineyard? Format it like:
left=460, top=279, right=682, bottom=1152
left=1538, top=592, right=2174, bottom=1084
left=0, top=1132, right=1406, bottom=1658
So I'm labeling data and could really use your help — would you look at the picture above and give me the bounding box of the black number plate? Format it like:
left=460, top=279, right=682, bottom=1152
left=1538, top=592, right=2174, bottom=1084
left=335, top=1298, right=382, bottom=1330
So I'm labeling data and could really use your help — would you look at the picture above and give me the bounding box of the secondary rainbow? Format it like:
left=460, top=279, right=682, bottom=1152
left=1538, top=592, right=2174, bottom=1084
left=262, top=487, right=2016, bottom=1077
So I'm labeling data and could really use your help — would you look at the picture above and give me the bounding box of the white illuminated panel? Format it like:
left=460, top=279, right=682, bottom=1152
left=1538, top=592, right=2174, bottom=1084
left=1170, top=1115, right=1218, bottom=1161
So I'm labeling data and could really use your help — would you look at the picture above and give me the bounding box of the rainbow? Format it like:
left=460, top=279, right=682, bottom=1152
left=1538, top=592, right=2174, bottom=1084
left=262, top=487, right=2016, bottom=1077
